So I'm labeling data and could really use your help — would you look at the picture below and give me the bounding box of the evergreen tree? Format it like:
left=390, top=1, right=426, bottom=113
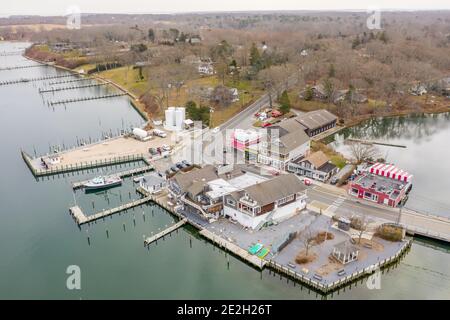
left=279, top=90, right=291, bottom=114
left=249, top=43, right=262, bottom=69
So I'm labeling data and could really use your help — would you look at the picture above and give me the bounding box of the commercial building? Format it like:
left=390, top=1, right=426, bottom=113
left=348, top=163, right=413, bottom=207
left=223, top=173, right=308, bottom=230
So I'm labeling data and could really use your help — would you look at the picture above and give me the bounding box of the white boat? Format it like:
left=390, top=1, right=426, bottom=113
left=83, top=176, right=122, bottom=190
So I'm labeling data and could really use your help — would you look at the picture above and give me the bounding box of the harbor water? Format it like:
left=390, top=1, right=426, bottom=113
left=0, top=42, right=449, bottom=299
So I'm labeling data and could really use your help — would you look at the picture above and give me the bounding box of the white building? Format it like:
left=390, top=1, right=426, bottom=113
left=164, top=107, right=186, bottom=131
left=198, top=63, right=214, bottom=75
left=223, top=174, right=308, bottom=230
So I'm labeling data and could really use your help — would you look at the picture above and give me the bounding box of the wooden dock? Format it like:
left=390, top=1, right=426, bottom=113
left=346, top=138, right=407, bottom=148
left=22, top=150, right=147, bottom=177
left=69, top=196, right=153, bottom=225
left=144, top=219, right=188, bottom=246
left=199, top=229, right=267, bottom=269
left=72, top=165, right=153, bottom=189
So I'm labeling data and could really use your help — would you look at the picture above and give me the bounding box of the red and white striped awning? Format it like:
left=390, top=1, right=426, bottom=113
left=368, top=162, right=413, bottom=182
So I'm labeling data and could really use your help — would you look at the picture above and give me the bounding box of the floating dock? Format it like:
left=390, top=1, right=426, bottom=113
left=0, top=74, right=74, bottom=86
left=144, top=219, right=188, bottom=246
left=72, top=165, right=153, bottom=189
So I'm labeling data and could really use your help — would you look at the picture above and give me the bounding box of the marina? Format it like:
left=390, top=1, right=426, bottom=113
left=72, top=165, right=154, bottom=189
left=1, top=41, right=449, bottom=299
left=0, top=74, right=74, bottom=85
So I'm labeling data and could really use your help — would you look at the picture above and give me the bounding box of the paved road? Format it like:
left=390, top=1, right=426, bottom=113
left=306, top=185, right=450, bottom=241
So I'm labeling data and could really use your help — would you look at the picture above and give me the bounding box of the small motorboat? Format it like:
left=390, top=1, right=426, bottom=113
left=83, top=176, right=122, bottom=191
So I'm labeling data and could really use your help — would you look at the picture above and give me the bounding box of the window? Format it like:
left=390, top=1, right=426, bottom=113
left=364, top=191, right=372, bottom=199
left=351, top=188, right=359, bottom=195
left=226, top=198, right=236, bottom=207
left=278, top=194, right=295, bottom=206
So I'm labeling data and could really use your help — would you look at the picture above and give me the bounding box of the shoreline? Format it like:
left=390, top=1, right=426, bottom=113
left=23, top=51, right=151, bottom=123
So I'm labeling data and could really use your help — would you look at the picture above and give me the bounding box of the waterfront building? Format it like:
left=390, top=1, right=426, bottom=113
left=223, top=173, right=308, bottom=230
left=348, top=163, right=413, bottom=207
left=139, top=173, right=166, bottom=194
left=287, top=151, right=338, bottom=182
left=294, top=109, right=338, bottom=137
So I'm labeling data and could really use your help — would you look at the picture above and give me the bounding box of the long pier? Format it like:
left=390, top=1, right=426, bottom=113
left=346, top=138, right=407, bottom=148
left=0, top=64, right=45, bottom=71
left=72, top=165, right=153, bottom=189
left=0, top=51, right=22, bottom=56
left=49, top=92, right=127, bottom=105
left=21, top=150, right=147, bottom=177
left=69, top=196, right=153, bottom=225
left=39, top=82, right=108, bottom=93
left=48, top=78, right=92, bottom=86
left=144, top=219, right=188, bottom=246
left=0, top=74, right=74, bottom=86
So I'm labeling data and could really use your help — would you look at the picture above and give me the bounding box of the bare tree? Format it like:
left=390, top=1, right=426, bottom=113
left=351, top=215, right=371, bottom=244
left=347, top=141, right=380, bottom=164
left=300, top=227, right=315, bottom=257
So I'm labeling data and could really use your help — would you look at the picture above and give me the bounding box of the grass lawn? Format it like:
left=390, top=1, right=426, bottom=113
left=311, top=140, right=347, bottom=169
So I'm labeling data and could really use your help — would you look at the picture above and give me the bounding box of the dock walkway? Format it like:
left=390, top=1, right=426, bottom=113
left=144, top=219, right=187, bottom=246
left=72, top=165, right=153, bottom=189
left=199, top=229, right=267, bottom=269
left=69, top=196, right=152, bottom=225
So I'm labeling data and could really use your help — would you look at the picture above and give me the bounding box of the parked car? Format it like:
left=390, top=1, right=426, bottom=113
left=212, top=127, right=220, bottom=134
left=181, top=160, right=191, bottom=166
left=271, top=109, right=283, bottom=118
left=330, top=176, right=339, bottom=185
left=262, top=122, right=272, bottom=128
left=170, top=165, right=179, bottom=172
left=161, top=144, right=171, bottom=151
left=176, top=162, right=184, bottom=169
left=303, top=178, right=312, bottom=186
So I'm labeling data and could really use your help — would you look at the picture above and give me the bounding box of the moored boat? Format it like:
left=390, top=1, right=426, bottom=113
left=83, top=176, right=122, bottom=190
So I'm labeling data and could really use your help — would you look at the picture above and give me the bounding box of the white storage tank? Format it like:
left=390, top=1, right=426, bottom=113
left=132, top=128, right=148, bottom=140
left=164, top=107, right=176, bottom=130
left=174, top=107, right=185, bottom=131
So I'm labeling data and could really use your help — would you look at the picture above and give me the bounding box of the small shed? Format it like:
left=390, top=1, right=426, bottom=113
left=338, top=217, right=351, bottom=231
left=332, top=241, right=359, bottom=265
left=139, top=173, right=166, bottom=194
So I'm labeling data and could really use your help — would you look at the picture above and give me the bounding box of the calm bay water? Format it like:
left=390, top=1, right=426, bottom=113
left=331, top=114, right=450, bottom=217
left=0, top=42, right=449, bottom=299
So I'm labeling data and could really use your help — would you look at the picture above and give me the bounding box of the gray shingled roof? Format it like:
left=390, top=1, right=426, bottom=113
left=244, top=173, right=307, bottom=207
left=295, top=109, right=337, bottom=130
left=173, top=165, right=218, bottom=192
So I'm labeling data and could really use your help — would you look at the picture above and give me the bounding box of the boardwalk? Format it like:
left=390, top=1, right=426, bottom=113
left=69, top=196, right=153, bottom=225
left=199, top=229, right=267, bottom=269
left=72, top=165, right=153, bottom=189
left=144, top=219, right=188, bottom=246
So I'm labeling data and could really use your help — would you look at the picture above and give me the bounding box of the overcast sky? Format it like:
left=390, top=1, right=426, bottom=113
left=1, top=0, right=450, bottom=16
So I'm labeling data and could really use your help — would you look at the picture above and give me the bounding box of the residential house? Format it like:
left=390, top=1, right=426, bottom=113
left=287, top=151, right=338, bottom=182
left=223, top=173, right=308, bottom=230
left=198, top=63, right=215, bottom=75
left=409, top=83, right=427, bottom=96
